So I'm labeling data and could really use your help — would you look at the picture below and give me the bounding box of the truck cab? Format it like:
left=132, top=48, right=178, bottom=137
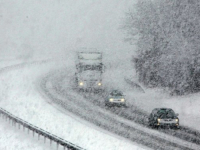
left=75, top=51, right=104, bottom=92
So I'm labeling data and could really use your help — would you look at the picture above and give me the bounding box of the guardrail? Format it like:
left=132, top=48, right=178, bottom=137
left=0, top=108, right=86, bottom=150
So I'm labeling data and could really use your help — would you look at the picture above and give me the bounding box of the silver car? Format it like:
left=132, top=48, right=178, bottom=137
left=105, top=90, right=126, bottom=106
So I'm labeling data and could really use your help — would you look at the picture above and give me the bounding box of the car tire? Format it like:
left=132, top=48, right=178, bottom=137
left=105, top=102, right=110, bottom=107
left=174, top=126, right=180, bottom=130
left=148, top=119, right=153, bottom=127
left=148, top=122, right=152, bottom=127
left=150, top=122, right=158, bottom=129
left=123, top=104, right=127, bottom=108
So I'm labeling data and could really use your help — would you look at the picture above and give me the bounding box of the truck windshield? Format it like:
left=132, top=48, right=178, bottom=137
left=82, top=65, right=102, bottom=71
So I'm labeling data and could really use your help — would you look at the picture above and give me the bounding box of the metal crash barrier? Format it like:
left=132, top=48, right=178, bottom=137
left=0, top=108, right=85, bottom=150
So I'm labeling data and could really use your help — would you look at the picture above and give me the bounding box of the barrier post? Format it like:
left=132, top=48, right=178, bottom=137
left=0, top=108, right=84, bottom=150
left=57, top=142, right=59, bottom=150
left=50, top=139, right=52, bottom=146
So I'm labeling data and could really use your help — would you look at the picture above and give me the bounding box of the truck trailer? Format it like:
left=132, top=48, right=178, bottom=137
left=75, top=51, right=104, bottom=92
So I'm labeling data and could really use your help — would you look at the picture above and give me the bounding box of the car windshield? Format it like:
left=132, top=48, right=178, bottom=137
left=157, top=109, right=176, bottom=118
left=110, top=91, right=123, bottom=96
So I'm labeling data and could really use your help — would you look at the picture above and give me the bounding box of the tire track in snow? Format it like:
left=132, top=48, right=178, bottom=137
left=40, top=69, right=199, bottom=150
left=51, top=69, right=200, bottom=147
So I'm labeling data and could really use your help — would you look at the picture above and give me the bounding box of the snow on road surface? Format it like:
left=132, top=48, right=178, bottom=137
left=0, top=59, right=200, bottom=149
left=0, top=60, right=149, bottom=150
left=43, top=68, right=200, bottom=150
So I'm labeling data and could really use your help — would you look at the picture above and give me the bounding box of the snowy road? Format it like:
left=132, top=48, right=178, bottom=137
left=0, top=60, right=146, bottom=150
left=0, top=60, right=200, bottom=150
left=40, top=68, right=200, bottom=150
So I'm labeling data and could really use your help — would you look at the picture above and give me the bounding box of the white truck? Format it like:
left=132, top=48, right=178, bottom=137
left=75, top=52, right=104, bottom=92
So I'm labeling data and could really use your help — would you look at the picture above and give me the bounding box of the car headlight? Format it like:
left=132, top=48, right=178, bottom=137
left=175, top=119, right=179, bottom=122
left=98, top=82, right=102, bottom=86
left=121, top=98, right=125, bottom=102
left=109, top=98, right=113, bottom=102
left=157, top=118, right=161, bottom=122
left=79, top=82, right=84, bottom=86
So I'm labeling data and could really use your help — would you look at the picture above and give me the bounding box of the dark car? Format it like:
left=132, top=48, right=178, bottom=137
left=105, top=90, right=126, bottom=106
left=148, top=108, right=179, bottom=129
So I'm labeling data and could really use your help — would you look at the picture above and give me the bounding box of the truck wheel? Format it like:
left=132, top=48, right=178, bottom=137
left=79, top=89, right=84, bottom=92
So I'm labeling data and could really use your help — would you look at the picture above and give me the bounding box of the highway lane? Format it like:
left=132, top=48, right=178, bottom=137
left=40, top=69, right=200, bottom=150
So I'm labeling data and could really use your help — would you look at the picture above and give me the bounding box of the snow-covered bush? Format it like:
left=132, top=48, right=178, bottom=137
left=124, top=0, right=200, bottom=95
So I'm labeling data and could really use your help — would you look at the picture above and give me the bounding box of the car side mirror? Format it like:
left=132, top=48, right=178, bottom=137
left=176, top=113, right=179, bottom=116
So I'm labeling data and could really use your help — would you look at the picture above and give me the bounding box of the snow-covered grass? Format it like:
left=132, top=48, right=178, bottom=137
left=0, top=116, right=54, bottom=150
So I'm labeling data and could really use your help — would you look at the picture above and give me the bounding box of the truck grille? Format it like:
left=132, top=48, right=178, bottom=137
left=87, top=81, right=96, bottom=87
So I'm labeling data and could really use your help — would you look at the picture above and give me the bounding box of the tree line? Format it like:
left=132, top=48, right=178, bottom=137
left=124, top=0, right=200, bottom=95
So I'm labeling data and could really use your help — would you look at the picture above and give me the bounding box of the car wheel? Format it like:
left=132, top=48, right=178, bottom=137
left=148, top=122, right=152, bottom=127
left=148, top=118, right=153, bottom=125
left=150, top=122, right=158, bottom=129
left=105, top=102, right=110, bottom=107
left=174, top=126, right=180, bottom=130
left=123, top=103, right=127, bottom=108
left=148, top=121, right=153, bottom=128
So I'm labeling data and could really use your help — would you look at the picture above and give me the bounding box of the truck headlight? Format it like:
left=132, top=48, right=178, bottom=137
left=176, top=119, right=179, bottom=122
left=109, top=98, right=113, bottom=102
left=121, top=98, right=125, bottom=102
left=98, top=82, right=102, bottom=86
left=79, top=82, right=84, bottom=86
